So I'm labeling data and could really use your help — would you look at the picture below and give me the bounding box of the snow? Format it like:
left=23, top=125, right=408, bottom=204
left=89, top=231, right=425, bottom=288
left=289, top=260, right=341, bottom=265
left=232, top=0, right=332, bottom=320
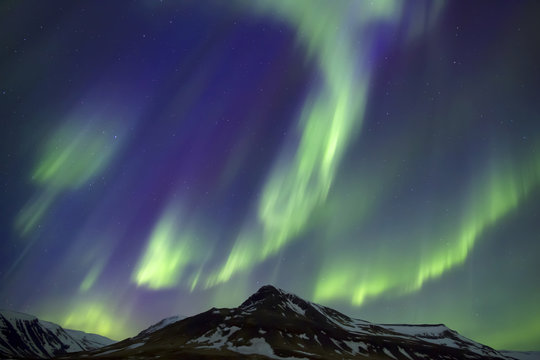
left=158, top=315, right=184, bottom=327
left=190, top=329, right=229, bottom=349
left=311, top=304, right=362, bottom=334
left=126, top=342, right=145, bottom=350
left=65, top=328, right=116, bottom=348
left=233, top=337, right=274, bottom=356
left=294, top=350, right=318, bottom=357
left=36, top=320, right=59, bottom=333
left=188, top=326, right=241, bottom=349
left=379, top=324, right=499, bottom=357
left=329, top=338, right=344, bottom=351
left=383, top=348, right=398, bottom=360
left=229, top=337, right=309, bottom=360
left=398, top=346, right=414, bottom=360
left=343, top=340, right=367, bottom=354
left=0, top=309, right=115, bottom=357
left=285, top=300, right=306, bottom=316
left=228, top=326, right=241, bottom=336
left=0, top=310, right=37, bottom=322
left=96, top=348, right=120, bottom=356
left=381, top=324, right=448, bottom=337
left=2, top=291, right=527, bottom=360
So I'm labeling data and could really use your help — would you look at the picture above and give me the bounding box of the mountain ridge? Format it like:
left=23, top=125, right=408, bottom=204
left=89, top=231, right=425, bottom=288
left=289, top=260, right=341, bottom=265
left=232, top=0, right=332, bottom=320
left=136, top=315, right=186, bottom=338
left=57, top=285, right=540, bottom=360
left=0, top=309, right=115, bottom=359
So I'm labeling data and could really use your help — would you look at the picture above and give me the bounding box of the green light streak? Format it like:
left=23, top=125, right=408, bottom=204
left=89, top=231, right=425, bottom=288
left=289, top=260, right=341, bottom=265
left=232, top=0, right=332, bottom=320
left=474, top=312, right=540, bottom=351
left=133, top=204, right=201, bottom=289
left=15, top=117, right=124, bottom=236
left=60, top=302, right=126, bottom=340
left=207, top=233, right=259, bottom=286
left=79, top=261, right=104, bottom=292
left=207, top=0, right=405, bottom=286
left=314, top=151, right=540, bottom=306
left=32, top=120, right=121, bottom=189
left=190, top=271, right=200, bottom=292
left=411, top=154, right=540, bottom=293
left=15, top=189, right=58, bottom=236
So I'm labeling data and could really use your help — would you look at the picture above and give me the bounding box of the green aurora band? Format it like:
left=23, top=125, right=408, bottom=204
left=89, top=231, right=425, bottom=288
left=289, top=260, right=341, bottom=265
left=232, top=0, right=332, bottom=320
left=6, top=0, right=539, bottom=351
left=314, top=148, right=540, bottom=305
left=128, top=0, right=522, bottom=313
left=206, top=0, right=410, bottom=287
left=133, top=202, right=204, bottom=289
left=15, top=117, right=125, bottom=237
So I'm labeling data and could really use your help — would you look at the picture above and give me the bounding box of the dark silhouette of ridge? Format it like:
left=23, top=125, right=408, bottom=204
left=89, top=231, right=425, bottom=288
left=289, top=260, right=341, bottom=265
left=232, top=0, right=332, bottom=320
left=51, top=284, right=534, bottom=360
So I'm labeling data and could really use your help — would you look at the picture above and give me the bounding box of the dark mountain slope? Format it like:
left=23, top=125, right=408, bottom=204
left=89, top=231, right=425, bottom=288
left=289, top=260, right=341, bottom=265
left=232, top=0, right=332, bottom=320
left=61, top=285, right=530, bottom=360
left=0, top=310, right=115, bottom=359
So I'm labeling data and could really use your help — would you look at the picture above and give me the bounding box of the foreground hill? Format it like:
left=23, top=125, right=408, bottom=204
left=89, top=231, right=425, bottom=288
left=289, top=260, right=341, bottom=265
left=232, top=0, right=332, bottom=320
left=0, top=310, right=115, bottom=358
left=59, top=285, right=538, bottom=360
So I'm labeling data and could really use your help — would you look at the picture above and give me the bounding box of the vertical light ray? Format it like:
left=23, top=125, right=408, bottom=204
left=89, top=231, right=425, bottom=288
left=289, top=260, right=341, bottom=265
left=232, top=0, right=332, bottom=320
left=15, top=115, right=126, bottom=237
left=53, top=301, right=131, bottom=340
left=31, top=120, right=122, bottom=189
left=313, top=149, right=540, bottom=305
left=132, top=203, right=203, bottom=289
left=15, top=189, right=58, bottom=236
left=207, top=0, right=408, bottom=286
left=79, top=261, right=105, bottom=293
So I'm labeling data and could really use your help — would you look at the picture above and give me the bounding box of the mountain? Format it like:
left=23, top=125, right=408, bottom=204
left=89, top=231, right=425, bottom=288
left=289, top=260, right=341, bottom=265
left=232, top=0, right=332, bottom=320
left=57, top=285, right=539, bottom=360
left=136, top=315, right=185, bottom=337
left=0, top=310, right=115, bottom=359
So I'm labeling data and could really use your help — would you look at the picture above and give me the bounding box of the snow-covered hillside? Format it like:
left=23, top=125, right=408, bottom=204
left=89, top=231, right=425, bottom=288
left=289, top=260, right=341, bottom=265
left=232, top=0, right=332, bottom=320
left=71, top=285, right=537, bottom=360
left=0, top=309, right=115, bottom=358
left=136, top=315, right=185, bottom=337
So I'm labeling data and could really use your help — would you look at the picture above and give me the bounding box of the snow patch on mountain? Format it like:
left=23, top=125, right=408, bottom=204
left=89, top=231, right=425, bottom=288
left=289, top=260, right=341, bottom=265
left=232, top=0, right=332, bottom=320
left=0, top=309, right=115, bottom=359
left=380, top=323, right=500, bottom=357
left=231, top=337, right=308, bottom=360
left=137, top=315, right=185, bottom=337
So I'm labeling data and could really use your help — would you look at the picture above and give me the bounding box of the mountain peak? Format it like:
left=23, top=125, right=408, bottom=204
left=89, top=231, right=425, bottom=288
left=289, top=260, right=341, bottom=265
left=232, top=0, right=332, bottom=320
left=54, top=287, right=526, bottom=360
left=137, top=315, right=186, bottom=337
left=255, top=284, right=284, bottom=295
left=239, top=284, right=290, bottom=309
left=0, top=309, right=114, bottom=358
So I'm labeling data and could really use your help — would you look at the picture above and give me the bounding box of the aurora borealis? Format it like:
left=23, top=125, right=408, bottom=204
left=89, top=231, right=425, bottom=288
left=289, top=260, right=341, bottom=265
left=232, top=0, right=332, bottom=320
left=1, top=0, right=540, bottom=351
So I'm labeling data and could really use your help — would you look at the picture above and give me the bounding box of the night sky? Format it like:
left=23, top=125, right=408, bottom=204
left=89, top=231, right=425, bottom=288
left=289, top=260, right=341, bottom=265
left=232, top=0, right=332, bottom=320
left=1, top=0, right=540, bottom=351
